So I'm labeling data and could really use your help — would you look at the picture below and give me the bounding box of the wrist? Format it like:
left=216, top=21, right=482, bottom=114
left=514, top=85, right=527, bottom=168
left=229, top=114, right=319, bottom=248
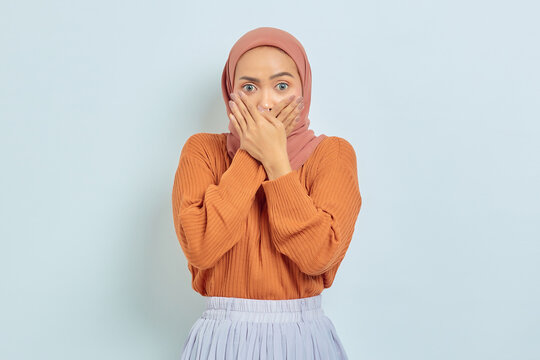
left=264, top=153, right=292, bottom=180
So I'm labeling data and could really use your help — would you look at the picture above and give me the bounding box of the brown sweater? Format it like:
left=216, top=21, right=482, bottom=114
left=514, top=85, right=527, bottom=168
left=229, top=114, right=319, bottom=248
left=172, top=132, right=362, bottom=300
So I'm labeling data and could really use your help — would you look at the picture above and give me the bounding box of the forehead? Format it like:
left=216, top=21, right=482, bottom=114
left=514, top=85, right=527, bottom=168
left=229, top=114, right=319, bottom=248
left=234, top=46, right=299, bottom=78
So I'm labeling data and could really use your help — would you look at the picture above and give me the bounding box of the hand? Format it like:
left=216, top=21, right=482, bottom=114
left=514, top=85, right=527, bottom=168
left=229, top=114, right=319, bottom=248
left=228, top=91, right=303, bottom=167
left=258, top=94, right=304, bottom=137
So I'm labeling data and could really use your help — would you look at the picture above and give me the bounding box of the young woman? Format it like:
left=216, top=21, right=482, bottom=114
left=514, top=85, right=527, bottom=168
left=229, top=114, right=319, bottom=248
left=172, top=26, right=362, bottom=359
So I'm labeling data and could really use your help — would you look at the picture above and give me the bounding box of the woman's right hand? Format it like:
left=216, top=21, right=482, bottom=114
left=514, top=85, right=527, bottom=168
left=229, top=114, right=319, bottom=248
left=228, top=91, right=304, bottom=166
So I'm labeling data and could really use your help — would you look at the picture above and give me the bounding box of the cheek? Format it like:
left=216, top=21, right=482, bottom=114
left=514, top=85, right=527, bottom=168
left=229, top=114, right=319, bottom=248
left=292, top=86, right=302, bottom=98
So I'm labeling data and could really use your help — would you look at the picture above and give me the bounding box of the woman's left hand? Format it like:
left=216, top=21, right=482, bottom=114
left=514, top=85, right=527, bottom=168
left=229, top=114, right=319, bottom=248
left=258, top=94, right=304, bottom=138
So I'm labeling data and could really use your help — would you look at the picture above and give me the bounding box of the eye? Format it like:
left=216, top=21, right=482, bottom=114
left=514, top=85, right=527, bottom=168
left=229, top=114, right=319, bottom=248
left=242, top=84, right=256, bottom=92
left=277, top=82, right=288, bottom=91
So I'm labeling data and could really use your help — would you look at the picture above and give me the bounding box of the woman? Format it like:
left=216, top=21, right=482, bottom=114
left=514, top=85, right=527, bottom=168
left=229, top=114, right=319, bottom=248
left=172, top=26, right=362, bottom=359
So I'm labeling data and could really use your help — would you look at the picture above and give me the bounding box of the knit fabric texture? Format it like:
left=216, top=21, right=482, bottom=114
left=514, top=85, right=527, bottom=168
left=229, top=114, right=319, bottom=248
left=172, top=133, right=362, bottom=300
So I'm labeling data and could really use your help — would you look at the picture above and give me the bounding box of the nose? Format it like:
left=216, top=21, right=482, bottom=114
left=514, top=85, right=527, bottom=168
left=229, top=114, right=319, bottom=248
left=258, top=89, right=275, bottom=111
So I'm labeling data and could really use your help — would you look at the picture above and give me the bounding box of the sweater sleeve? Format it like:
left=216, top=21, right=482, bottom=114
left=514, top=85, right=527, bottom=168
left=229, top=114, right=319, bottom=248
left=261, top=137, right=362, bottom=276
left=172, top=134, right=267, bottom=270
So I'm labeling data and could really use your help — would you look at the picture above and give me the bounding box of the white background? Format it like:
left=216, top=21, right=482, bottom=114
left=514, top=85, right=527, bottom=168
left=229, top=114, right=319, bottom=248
left=1, top=0, right=539, bottom=359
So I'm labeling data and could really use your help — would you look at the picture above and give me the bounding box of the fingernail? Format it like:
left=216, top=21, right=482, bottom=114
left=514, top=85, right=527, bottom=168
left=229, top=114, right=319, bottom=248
left=295, top=116, right=300, bottom=122
left=230, top=93, right=236, bottom=100
left=229, top=100, right=234, bottom=107
left=296, top=96, right=303, bottom=103
left=289, top=95, right=295, bottom=101
left=298, top=102, right=304, bottom=110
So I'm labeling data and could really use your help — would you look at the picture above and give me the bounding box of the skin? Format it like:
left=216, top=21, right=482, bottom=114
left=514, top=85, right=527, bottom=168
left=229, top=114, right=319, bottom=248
left=228, top=45, right=305, bottom=180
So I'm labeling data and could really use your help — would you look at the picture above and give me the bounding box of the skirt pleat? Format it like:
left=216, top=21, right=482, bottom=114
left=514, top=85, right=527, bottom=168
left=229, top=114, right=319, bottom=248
left=180, top=293, right=348, bottom=359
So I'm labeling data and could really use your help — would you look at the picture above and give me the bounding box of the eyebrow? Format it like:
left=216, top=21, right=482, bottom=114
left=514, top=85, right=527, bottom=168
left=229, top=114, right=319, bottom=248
left=238, top=72, right=295, bottom=83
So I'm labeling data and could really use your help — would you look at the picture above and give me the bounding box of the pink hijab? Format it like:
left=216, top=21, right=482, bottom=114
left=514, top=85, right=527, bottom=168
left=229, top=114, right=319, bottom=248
left=221, top=26, right=328, bottom=171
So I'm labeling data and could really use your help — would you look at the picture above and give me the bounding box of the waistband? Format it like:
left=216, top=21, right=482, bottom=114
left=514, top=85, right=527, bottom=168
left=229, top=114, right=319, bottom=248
left=201, top=294, right=324, bottom=323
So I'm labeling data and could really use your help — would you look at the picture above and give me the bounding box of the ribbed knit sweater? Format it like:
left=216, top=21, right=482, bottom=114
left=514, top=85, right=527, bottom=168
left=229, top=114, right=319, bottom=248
left=171, top=132, right=362, bottom=300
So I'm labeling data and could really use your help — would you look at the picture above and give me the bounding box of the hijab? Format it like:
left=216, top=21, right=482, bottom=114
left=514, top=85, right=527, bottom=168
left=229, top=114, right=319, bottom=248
left=221, top=26, right=328, bottom=171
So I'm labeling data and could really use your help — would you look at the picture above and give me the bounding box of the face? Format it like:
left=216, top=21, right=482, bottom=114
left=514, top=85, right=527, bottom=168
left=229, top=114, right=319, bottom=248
left=233, top=46, right=303, bottom=112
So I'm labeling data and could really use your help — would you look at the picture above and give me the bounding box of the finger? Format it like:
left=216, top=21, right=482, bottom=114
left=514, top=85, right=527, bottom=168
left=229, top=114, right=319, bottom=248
left=281, top=98, right=304, bottom=129
left=286, top=115, right=300, bottom=135
left=270, top=94, right=296, bottom=118
left=277, top=96, right=303, bottom=123
left=229, top=100, right=246, bottom=132
left=229, top=100, right=245, bottom=132
left=257, top=106, right=280, bottom=127
left=283, top=111, right=298, bottom=135
left=228, top=112, right=242, bottom=135
left=231, top=92, right=256, bottom=128
left=238, top=91, right=262, bottom=125
left=284, top=112, right=300, bottom=132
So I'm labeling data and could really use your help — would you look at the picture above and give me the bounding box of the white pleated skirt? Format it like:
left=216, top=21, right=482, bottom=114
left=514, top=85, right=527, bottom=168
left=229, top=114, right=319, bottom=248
left=180, top=293, right=348, bottom=359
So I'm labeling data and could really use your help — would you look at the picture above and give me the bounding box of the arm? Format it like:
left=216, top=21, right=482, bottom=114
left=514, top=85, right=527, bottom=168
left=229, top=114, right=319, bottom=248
left=172, top=134, right=267, bottom=270
left=261, top=138, right=362, bottom=276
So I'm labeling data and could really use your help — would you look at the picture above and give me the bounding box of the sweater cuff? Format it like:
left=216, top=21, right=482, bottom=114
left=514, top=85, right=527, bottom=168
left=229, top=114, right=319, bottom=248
left=220, top=149, right=266, bottom=208
left=261, top=170, right=318, bottom=221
